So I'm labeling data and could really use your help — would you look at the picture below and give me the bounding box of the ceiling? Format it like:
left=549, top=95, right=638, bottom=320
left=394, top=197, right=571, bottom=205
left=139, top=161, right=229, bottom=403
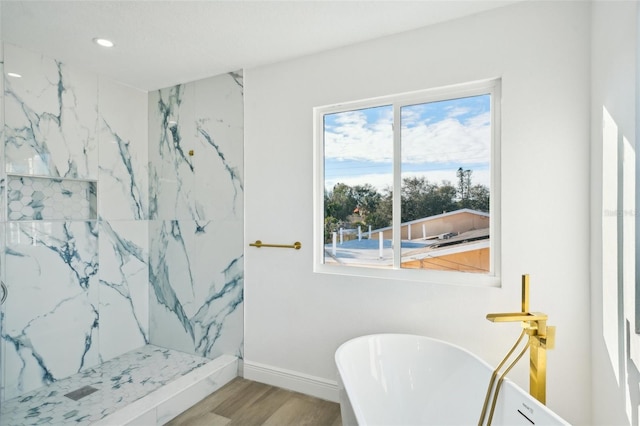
left=1, top=1, right=519, bottom=92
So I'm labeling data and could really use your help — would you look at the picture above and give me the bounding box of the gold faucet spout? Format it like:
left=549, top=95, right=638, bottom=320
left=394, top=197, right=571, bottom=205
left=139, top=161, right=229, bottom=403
left=486, top=312, right=548, bottom=323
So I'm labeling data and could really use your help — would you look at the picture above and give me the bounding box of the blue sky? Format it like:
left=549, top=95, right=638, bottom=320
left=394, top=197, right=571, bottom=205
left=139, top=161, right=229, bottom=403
left=324, top=94, right=491, bottom=192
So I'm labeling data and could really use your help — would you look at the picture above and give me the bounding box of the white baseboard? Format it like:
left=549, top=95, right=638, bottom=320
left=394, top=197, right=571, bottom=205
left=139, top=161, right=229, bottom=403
left=243, top=360, right=340, bottom=403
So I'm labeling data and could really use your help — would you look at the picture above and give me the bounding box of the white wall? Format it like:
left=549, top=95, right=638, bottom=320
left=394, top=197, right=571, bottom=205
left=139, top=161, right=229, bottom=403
left=590, top=1, right=639, bottom=424
left=245, top=1, right=591, bottom=423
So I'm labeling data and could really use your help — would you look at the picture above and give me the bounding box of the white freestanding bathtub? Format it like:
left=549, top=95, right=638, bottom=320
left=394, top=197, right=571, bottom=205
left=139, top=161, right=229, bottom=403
left=335, top=334, right=570, bottom=426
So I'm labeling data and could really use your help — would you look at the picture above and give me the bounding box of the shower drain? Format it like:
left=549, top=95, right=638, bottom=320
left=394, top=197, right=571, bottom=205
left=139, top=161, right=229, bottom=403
left=64, top=385, right=98, bottom=401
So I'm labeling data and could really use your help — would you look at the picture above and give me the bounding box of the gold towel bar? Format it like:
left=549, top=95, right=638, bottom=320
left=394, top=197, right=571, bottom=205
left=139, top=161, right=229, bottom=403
left=249, top=240, right=301, bottom=250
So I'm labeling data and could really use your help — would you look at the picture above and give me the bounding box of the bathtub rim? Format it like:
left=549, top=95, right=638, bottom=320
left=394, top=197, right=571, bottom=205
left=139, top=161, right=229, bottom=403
left=335, top=332, right=493, bottom=370
left=335, top=333, right=494, bottom=425
left=334, top=333, right=569, bottom=426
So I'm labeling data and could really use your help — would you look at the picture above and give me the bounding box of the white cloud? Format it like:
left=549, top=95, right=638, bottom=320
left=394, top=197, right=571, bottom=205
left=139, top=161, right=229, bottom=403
left=325, top=109, right=490, bottom=166
left=445, top=106, right=471, bottom=118
left=401, top=111, right=490, bottom=165
left=324, top=109, right=393, bottom=163
left=401, top=105, right=431, bottom=127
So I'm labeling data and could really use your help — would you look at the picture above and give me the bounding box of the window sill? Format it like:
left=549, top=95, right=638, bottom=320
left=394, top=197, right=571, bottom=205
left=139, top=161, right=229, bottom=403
left=313, top=263, right=501, bottom=288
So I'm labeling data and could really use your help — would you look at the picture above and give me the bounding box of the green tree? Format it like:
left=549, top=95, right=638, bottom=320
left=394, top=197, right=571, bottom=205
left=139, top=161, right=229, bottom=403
left=351, top=184, right=381, bottom=219
left=367, top=187, right=392, bottom=230
left=468, top=184, right=490, bottom=212
left=323, top=216, right=340, bottom=242
left=325, top=183, right=356, bottom=221
left=433, top=181, right=459, bottom=213
left=323, top=176, right=488, bottom=242
left=402, top=177, right=433, bottom=222
left=457, top=167, right=472, bottom=207
left=401, top=177, right=458, bottom=222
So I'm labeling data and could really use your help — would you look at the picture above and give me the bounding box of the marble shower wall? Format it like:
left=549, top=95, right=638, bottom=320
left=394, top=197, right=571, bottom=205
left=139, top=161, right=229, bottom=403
left=0, top=44, right=244, bottom=401
left=4, top=45, right=98, bottom=179
left=0, top=42, right=5, bottom=404
left=4, top=221, right=101, bottom=398
left=0, top=43, right=150, bottom=400
left=0, top=45, right=243, bottom=400
left=99, top=77, right=149, bottom=221
left=0, top=42, right=6, bottom=225
left=97, top=77, right=150, bottom=364
left=148, top=73, right=244, bottom=360
left=148, top=74, right=243, bottom=221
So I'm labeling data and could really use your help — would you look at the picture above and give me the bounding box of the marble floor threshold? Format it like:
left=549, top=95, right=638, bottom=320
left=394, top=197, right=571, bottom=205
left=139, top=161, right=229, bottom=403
left=0, top=345, right=237, bottom=425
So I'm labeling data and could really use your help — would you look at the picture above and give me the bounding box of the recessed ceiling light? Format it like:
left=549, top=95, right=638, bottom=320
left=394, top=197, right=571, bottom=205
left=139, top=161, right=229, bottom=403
left=7, top=72, right=22, bottom=78
left=93, top=38, right=114, bottom=48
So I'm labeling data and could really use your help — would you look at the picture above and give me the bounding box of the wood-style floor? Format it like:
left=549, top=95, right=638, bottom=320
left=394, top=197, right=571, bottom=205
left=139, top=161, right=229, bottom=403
left=166, top=377, right=343, bottom=426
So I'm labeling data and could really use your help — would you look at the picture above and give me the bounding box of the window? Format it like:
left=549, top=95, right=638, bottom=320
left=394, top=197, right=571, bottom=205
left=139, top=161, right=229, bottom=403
left=314, top=79, right=501, bottom=286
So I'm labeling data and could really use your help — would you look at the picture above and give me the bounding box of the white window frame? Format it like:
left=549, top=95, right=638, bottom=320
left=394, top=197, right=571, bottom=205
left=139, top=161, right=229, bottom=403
left=313, top=78, right=502, bottom=287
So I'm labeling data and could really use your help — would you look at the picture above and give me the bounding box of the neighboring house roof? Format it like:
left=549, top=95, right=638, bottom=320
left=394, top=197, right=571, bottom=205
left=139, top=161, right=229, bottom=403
left=370, top=208, right=489, bottom=234
left=428, top=227, right=490, bottom=248
left=325, top=208, right=491, bottom=269
left=400, top=237, right=490, bottom=273
left=402, top=228, right=489, bottom=260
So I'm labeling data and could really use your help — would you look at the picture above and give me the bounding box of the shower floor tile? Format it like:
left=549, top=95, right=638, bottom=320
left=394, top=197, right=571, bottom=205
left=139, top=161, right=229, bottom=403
left=0, top=345, right=234, bottom=425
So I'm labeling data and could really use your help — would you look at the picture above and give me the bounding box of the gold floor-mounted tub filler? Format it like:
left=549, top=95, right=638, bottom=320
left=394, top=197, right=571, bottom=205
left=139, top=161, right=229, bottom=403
left=478, top=274, right=556, bottom=426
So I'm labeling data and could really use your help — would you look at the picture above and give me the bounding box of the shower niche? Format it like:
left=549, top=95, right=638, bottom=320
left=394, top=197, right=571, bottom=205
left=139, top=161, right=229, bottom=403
left=6, top=174, right=97, bottom=221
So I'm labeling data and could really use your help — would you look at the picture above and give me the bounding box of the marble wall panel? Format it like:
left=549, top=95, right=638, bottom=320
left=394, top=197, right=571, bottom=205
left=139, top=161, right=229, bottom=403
left=193, top=72, right=244, bottom=222
left=0, top=44, right=244, bottom=403
left=99, top=221, right=149, bottom=361
left=4, top=44, right=98, bottom=179
left=147, top=72, right=244, bottom=361
left=148, top=84, right=196, bottom=220
left=148, top=71, right=243, bottom=221
left=188, top=218, right=243, bottom=359
left=148, top=219, right=243, bottom=359
left=2, top=221, right=99, bottom=399
left=0, top=222, right=5, bottom=403
left=99, top=79, right=148, bottom=220
left=0, top=43, right=5, bottom=223
left=0, top=43, right=5, bottom=404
